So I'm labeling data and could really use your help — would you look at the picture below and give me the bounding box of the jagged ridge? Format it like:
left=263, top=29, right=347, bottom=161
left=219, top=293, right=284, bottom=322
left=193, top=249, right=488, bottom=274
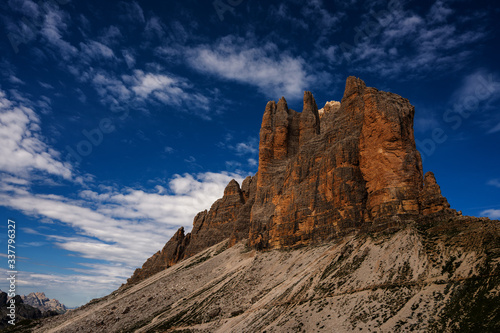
left=127, top=76, right=454, bottom=286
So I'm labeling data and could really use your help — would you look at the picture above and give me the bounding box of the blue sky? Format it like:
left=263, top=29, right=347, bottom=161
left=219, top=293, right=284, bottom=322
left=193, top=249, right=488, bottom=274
left=0, top=0, right=499, bottom=307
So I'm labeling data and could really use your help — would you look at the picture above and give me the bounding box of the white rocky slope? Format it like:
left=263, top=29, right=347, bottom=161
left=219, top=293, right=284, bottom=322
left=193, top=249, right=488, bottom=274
left=20, top=217, right=500, bottom=332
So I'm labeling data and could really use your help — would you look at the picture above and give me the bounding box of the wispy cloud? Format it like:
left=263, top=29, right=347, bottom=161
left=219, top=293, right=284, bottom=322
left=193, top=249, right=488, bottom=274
left=3, top=1, right=215, bottom=119
left=0, top=266, right=126, bottom=307
left=185, top=35, right=316, bottom=98
left=118, top=1, right=145, bottom=24
left=1, top=171, right=245, bottom=264
left=80, top=40, right=115, bottom=61
left=480, top=209, right=500, bottom=220
left=337, top=1, right=487, bottom=78
left=0, top=81, right=248, bottom=301
left=448, top=69, right=500, bottom=133
left=488, top=123, right=500, bottom=134
left=85, top=68, right=212, bottom=116
left=0, top=90, right=73, bottom=180
left=40, top=3, right=78, bottom=60
left=487, top=179, right=500, bottom=188
left=0, top=170, right=246, bottom=303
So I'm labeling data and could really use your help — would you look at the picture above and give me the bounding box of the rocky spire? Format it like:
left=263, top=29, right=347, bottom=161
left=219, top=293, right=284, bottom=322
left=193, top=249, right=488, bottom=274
left=299, top=91, right=321, bottom=147
left=127, top=76, right=457, bottom=285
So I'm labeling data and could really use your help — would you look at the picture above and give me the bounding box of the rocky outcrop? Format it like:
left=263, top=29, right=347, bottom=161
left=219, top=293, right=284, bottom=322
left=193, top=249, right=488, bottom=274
left=248, top=76, right=456, bottom=249
left=126, top=227, right=190, bottom=285
left=420, top=171, right=452, bottom=215
left=127, top=176, right=257, bottom=285
left=127, top=76, right=457, bottom=285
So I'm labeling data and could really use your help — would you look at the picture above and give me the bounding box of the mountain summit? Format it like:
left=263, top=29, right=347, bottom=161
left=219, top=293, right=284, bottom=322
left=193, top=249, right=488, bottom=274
left=127, top=76, right=455, bottom=285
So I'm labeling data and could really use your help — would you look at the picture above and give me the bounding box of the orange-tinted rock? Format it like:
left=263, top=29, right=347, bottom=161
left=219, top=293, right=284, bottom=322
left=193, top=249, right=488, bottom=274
left=355, top=80, right=424, bottom=221
left=420, top=171, right=452, bottom=215
left=248, top=76, right=454, bottom=249
left=128, top=76, right=457, bottom=284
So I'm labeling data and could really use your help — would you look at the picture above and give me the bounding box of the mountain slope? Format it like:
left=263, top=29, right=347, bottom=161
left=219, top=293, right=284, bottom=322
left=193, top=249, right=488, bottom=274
left=29, top=216, right=499, bottom=332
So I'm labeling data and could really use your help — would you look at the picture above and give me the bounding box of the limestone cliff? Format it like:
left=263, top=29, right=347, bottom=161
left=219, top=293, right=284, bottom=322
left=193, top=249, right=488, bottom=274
left=127, top=76, right=454, bottom=285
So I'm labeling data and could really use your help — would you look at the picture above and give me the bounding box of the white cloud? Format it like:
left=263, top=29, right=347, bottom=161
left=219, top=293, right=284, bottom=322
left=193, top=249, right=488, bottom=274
left=0, top=170, right=245, bottom=270
left=38, top=81, right=54, bottom=89
left=99, top=25, right=123, bottom=46
left=40, top=4, right=78, bottom=60
left=9, top=75, right=25, bottom=85
left=0, top=90, right=73, bottom=180
left=428, top=0, right=454, bottom=23
left=91, top=71, right=132, bottom=107
left=185, top=35, right=315, bottom=98
left=144, top=16, right=166, bottom=40
left=122, top=49, right=136, bottom=69
left=448, top=70, right=500, bottom=130
left=86, top=69, right=212, bottom=115
left=128, top=70, right=179, bottom=98
left=235, top=141, right=258, bottom=155
left=481, top=209, right=500, bottom=220
left=487, top=179, right=500, bottom=188
left=0, top=266, right=126, bottom=308
left=8, top=0, right=40, bottom=18
left=301, top=0, right=343, bottom=32
left=0, top=162, right=247, bottom=304
left=80, top=40, right=115, bottom=60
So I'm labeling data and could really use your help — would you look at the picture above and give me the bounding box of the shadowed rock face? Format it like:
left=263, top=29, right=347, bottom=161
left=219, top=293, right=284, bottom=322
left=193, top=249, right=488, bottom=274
left=127, top=76, right=454, bottom=285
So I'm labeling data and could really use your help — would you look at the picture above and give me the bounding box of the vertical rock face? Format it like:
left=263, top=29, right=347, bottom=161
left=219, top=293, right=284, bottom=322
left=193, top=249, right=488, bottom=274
left=249, top=76, right=455, bottom=248
left=127, top=76, right=456, bottom=285
left=354, top=79, right=424, bottom=220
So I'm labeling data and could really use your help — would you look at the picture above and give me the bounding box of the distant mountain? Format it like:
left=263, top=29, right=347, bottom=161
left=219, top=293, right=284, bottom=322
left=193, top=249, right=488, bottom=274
left=0, top=291, right=58, bottom=330
left=21, top=292, right=67, bottom=314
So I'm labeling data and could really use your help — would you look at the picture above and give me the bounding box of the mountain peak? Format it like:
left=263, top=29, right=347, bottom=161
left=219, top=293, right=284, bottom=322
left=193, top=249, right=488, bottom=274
left=127, top=76, right=457, bottom=285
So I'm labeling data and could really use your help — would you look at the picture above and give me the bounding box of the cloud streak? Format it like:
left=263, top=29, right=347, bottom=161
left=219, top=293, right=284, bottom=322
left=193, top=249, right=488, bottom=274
left=481, top=209, right=500, bottom=220
left=185, top=35, right=315, bottom=98
left=336, top=1, right=486, bottom=78
left=0, top=90, right=73, bottom=180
